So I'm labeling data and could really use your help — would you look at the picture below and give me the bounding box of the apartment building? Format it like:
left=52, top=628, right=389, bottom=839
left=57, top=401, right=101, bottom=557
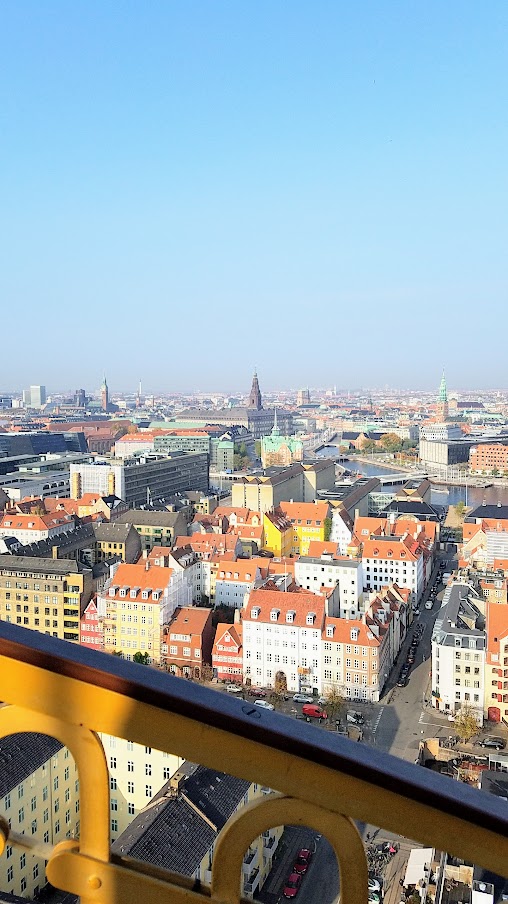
left=242, top=588, right=328, bottom=693
left=111, top=762, right=282, bottom=900
left=0, top=511, right=75, bottom=545
left=329, top=507, right=354, bottom=554
left=214, top=558, right=265, bottom=609
left=361, top=535, right=425, bottom=604
left=212, top=622, right=243, bottom=682
left=96, top=559, right=192, bottom=662
left=263, top=508, right=293, bottom=557
left=431, top=582, right=485, bottom=722
left=295, top=548, right=363, bottom=618
left=322, top=585, right=409, bottom=702
left=485, top=603, right=508, bottom=724
left=115, top=509, right=188, bottom=553
left=0, top=555, right=92, bottom=642
left=99, top=733, right=183, bottom=840
left=162, top=606, right=214, bottom=677
left=0, top=733, right=79, bottom=899
left=278, top=500, right=330, bottom=556
left=470, top=443, right=508, bottom=474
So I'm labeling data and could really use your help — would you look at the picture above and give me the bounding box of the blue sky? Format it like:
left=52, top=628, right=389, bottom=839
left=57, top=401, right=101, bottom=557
left=1, top=1, right=507, bottom=394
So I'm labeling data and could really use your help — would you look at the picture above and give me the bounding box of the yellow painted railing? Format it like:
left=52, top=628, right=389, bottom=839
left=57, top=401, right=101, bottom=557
left=0, top=622, right=507, bottom=904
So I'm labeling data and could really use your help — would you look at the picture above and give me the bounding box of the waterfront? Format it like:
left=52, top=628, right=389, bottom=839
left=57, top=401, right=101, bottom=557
left=334, top=455, right=508, bottom=509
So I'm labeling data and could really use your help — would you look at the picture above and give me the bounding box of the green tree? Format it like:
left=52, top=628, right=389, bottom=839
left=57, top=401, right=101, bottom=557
left=133, top=651, right=150, bottom=665
left=380, top=433, right=402, bottom=453
left=492, top=468, right=499, bottom=476
left=321, top=685, right=345, bottom=722
left=454, top=500, right=466, bottom=520
left=255, top=440, right=262, bottom=459
left=323, top=517, right=332, bottom=542
left=454, top=703, right=480, bottom=741
left=362, top=440, right=377, bottom=453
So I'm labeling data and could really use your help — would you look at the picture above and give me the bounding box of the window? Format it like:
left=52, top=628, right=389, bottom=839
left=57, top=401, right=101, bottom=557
left=111, top=799, right=118, bottom=811
left=145, top=764, right=152, bottom=776
left=128, top=781, right=134, bottom=794
left=110, top=777, right=117, bottom=791
left=20, top=853, right=26, bottom=869
left=7, top=866, right=13, bottom=883
left=18, top=807, right=24, bottom=824
left=128, top=761, right=134, bottom=772
left=111, top=819, right=118, bottom=833
left=4, top=793, right=10, bottom=810
left=145, top=785, right=152, bottom=797
left=110, top=757, right=117, bottom=769
left=18, top=785, right=24, bottom=800
left=128, top=802, right=135, bottom=815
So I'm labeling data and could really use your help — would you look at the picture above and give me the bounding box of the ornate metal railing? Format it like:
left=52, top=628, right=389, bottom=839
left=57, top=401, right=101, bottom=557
left=0, top=621, right=507, bottom=904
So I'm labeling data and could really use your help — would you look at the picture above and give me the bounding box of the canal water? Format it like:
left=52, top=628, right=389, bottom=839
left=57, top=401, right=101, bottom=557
left=318, top=447, right=508, bottom=510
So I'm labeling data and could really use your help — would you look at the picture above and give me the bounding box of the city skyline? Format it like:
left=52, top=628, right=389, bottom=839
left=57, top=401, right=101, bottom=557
left=1, top=2, right=507, bottom=388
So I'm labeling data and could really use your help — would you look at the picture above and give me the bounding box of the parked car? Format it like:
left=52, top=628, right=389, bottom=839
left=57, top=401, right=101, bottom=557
left=425, top=600, right=433, bottom=610
left=293, top=849, right=313, bottom=874
left=293, top=693, right=314, bottom=703
left=368, top=878, right=382, bottom=893
left=413, top=608, right=420, bottom=616
left=250, top=687, right=267, bottom=697
left=369, top=893, right=381, bottom=904
left=254, top=699, right=274, bottom=711
left=347, top=711, right=364, bottom=725
left=283, top=873, right=302, bottom=898
left=302, top=703, right=327, bottom=720
left=478, top=736, right=506, bottom=750
left=396, top=675, right=409, bottom=687
left=226, top=684, right=243, bottom=694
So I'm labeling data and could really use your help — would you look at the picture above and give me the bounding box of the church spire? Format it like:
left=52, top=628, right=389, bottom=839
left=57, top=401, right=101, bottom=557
left=248, top=369, right=262, bottom=410
left=438, top=371, right=447, bottom=403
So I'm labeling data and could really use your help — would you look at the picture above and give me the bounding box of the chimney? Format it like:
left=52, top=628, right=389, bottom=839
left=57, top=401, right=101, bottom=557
left=145, top=560, right=150, bottom=571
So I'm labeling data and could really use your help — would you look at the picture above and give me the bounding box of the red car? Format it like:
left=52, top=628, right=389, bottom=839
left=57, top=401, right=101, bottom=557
left=249, top=687, right=267, bottom=698
left=293, top=848, right=313, bottom=874
left=283, top=873, right=302, bottom=898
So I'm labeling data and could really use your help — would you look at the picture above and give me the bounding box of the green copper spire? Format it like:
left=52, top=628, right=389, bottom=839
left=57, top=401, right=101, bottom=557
left=438, top=371, right=447, bottom=403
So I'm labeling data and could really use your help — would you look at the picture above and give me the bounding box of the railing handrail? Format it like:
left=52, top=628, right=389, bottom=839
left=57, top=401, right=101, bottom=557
left=0, top=620, right=506, bottom=841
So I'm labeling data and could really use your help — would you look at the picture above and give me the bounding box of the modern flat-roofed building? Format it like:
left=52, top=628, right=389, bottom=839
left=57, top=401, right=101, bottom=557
left=70, top=451, right=208, bottom=507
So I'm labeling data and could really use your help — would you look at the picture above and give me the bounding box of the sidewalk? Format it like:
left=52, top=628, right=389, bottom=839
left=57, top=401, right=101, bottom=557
left=382, top=845, right=411, bottom=904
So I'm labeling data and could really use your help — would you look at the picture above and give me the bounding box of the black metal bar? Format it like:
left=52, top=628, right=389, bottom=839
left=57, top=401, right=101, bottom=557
left=0, top=621, right=506, bottom=837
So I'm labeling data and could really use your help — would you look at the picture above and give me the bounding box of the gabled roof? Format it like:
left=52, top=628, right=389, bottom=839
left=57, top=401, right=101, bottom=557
left=244, top=587, right=326, bottom=627
left=279, top=500, right=330, bottom=523
left=213, top=622, right=242, bottom=651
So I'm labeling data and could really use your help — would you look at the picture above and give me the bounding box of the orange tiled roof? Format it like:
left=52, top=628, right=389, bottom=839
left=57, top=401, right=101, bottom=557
left=105, top=561, right=173, bottom=601
left=167, top=606, right=212, bottom=636
left=279, top=501, right=330, bottom=523
left=323, top=616, right=380, bottom=645
left=244, top=587, right=326, bottom=628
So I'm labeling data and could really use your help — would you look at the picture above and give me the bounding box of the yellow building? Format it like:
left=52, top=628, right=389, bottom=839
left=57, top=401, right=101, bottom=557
left=278, top=501, right=330, bottom=556
left=97, top=561, right=174, bottom=663
left=0, top=731, right=79, bottom=899
left=263, top=509, right=293, bottom=557
left=0, top=555, right=92, bottom=643
left=99, top=733, right=183, bottom=841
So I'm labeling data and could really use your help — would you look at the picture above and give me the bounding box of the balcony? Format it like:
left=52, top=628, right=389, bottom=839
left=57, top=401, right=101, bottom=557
left=0, top=621, right=508, bottom=904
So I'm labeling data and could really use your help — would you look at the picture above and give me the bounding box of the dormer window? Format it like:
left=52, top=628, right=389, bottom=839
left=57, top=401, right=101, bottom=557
left=119, top=588, right=126, bottom=598
left=286, top=611, right=295, bottom=623
left=108, top=587, right=116, bottom=597
left=130, top=588, right=137, bottom=598
left=326, top=624, right=334, bottom=638
left=250, top=606, right=260, bottom=619
left=400, top=551, right=406, bottom=558
left=142, top=590, right=150, bottom=600
left=234, top=572, right=239, bottom=579
left=152, top=591, right=160, bottom=601
left=387, top=550, right=393, bottom=558
left=245, top=573, right=251, bottom=580
left=350, top=628, right=359, bottom=641
left=306, top=612, right=315, bottom=626
left=373, top=548, right=379, bottom=556
left=270, top=608, right=280, bottom=622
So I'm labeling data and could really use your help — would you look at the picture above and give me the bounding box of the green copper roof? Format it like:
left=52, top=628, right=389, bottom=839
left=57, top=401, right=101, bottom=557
left=438, top=372, right=447, bottom=402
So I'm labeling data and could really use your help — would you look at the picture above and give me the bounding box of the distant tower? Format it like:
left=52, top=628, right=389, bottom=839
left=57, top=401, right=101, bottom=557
left=436, top=371, right=448, bottom=421
left=101, top=375, right=109, bottom=412
left=248, top=370, right=262, bottom=410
